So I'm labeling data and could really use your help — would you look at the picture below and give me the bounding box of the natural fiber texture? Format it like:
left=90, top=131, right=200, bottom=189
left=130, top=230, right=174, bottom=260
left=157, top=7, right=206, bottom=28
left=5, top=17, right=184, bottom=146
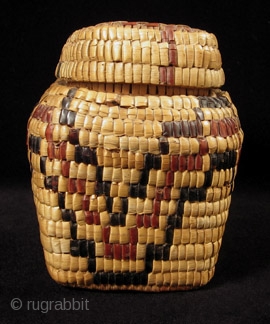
left=27, top=22, right=243, bottom=291
left=56, top=22, right=225, bottom=88
left=27, top=78, right=243, bottom=291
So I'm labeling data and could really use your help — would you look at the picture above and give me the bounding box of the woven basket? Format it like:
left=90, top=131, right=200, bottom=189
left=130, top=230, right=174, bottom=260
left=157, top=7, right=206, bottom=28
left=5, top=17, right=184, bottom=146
left=27, top=21, right=244, bottom=292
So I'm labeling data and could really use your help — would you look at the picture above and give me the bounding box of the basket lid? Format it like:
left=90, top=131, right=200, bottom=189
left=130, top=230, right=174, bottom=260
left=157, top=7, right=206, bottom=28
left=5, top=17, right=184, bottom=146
left=55, top=21, right=225, bottom=88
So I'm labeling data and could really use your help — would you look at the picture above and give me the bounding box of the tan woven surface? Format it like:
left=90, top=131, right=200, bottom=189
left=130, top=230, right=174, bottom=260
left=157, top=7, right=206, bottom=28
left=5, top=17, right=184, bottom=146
left=56, top=22, right=224, bottom=88
left=27, top=77, right=243, bottom=291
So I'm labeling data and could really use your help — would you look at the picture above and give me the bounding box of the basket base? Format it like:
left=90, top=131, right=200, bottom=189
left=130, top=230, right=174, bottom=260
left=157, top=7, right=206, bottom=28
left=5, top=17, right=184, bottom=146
left=45, top=260, right=215, bottom=292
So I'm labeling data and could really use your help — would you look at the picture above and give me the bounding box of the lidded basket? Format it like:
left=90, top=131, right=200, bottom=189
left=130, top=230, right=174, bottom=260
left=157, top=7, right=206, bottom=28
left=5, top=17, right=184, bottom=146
left=27, top=21, right=243, bottom=292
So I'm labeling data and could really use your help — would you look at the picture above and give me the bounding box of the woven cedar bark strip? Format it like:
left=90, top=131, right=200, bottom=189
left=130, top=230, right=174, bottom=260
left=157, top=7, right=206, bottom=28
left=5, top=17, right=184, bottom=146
left=66, top=22, right=219, bottom=46
left=56, top=63, right=224, bottom=88
left=37, top=81, right=233, bottom=111
left=58, top=41, right=222, bottom=68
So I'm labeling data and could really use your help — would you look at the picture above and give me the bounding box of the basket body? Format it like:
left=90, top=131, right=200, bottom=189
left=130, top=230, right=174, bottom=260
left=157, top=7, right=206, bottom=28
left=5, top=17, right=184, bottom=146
left=27, top=22, right=243, bottom=292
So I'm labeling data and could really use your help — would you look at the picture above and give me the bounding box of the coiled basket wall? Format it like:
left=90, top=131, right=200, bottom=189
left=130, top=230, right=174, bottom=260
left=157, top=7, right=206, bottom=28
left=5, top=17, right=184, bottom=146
left=27, top=21, right=243, bottom=292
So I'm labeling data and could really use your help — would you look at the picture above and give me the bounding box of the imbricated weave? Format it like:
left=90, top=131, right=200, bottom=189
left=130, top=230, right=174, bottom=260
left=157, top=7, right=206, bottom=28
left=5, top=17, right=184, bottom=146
left=27, top=21, right=244, bottom=292
left=55, top=21, right=224, bottom=88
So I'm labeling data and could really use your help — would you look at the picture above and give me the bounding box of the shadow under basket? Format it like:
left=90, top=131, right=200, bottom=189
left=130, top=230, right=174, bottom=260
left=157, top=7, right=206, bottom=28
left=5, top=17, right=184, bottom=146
left=26, top=21, right=244, bottom=292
